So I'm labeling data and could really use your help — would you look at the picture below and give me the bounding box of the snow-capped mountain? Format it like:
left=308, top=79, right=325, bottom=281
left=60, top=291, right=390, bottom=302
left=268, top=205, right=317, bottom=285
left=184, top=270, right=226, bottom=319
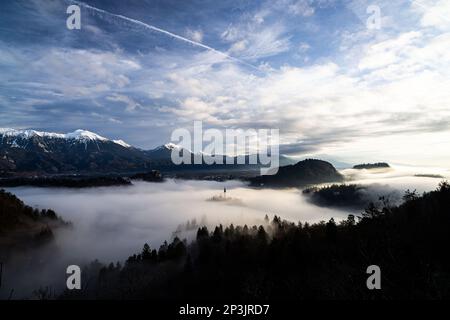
left=0, top=128, right=131, bottom=148
left=0, top=128, right=295, bottom=175
left=0, top=128, right=199, bottom=174
left=144, top=143, right=193, bottom=161
left=0, top=128, right=147, bottom=174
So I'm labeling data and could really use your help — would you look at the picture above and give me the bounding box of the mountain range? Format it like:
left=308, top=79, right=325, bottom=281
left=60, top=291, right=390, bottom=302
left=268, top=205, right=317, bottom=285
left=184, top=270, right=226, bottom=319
left=0, top=128, right=294, bottom=176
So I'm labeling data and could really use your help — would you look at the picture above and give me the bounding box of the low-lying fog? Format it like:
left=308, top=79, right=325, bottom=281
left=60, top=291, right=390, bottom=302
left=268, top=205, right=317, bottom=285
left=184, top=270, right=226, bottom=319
left=6, top=180, right=350, bottom=263
left=1, top=164, right=448, bottom=298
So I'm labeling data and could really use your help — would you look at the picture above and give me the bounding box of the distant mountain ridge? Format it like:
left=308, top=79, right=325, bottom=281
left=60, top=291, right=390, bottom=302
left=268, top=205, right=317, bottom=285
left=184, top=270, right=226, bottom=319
left=0, top=128, right=294, bottom=175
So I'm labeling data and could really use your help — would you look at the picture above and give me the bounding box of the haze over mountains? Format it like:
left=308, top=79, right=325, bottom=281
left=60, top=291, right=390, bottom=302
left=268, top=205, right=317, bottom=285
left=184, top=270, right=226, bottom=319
left=0, top=128, right=294, bottom=175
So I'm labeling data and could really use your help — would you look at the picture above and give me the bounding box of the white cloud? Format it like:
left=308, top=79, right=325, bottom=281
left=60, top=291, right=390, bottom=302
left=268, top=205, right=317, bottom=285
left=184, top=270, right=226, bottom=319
left=253, top=9, right=271, bottom=24
left=0, top=47, right=141, bottom=103
left=288, top=0, right=315, bottom=16
left=107, top=94, right=141, bottom=112
left=222, top=23, right=291, bottom=59
left=414, top=0, right=450, bottom=30
left=2, top=0, right=450, bottom=164
left=185, top=28, right=204, bottom=43
left=298, top=42, right=311, bottom=53
left=229, top=40, right=248, bottom=54
left=152, top=18, right=450, bottom=164
left=358, top=31, right=422, bottom=70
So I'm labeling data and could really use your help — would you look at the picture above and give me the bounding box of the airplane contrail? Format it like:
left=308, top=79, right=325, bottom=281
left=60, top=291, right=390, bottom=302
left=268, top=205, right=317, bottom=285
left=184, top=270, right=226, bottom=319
left=70, top=1, right=262, bottom=72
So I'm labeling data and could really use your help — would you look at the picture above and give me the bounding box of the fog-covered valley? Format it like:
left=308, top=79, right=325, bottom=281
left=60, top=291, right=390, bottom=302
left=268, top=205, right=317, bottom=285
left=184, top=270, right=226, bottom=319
left=1, top=164, right=448, bottom=298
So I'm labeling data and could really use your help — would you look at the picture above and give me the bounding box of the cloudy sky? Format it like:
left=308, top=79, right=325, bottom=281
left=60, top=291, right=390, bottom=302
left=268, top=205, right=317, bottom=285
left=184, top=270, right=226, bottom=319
left=0, top=0, right=449, bottom=165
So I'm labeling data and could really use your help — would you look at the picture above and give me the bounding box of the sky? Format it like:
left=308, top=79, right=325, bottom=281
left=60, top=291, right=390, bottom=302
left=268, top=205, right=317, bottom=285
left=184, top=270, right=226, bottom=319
left=0, top=0, right=449, bottom=166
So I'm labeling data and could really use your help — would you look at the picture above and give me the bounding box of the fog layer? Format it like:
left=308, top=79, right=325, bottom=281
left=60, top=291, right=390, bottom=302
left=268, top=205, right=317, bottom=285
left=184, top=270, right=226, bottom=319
left=7, top=179, right=350, bottom=263
left=1, top=165, right=447, bottom=298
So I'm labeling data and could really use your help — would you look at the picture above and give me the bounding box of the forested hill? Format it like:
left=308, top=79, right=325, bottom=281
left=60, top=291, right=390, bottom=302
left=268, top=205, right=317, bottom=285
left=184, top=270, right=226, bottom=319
left=0, top=189, right=69, bottom=260
left=250, top=159, right=344, bottom=187
left=62, top=182, right=450, bottom=300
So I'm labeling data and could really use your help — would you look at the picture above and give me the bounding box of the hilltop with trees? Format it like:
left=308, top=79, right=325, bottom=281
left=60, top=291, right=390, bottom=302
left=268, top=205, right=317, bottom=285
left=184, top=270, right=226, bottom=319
left=250, top=159, right=344, bottom=188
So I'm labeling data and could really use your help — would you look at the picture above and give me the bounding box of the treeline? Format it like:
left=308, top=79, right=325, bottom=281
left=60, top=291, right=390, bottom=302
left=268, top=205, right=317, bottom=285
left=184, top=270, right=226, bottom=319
left=353, top=162, right=390, bottom=169
left=0, top=170, right=167, bottom=188
left=0, top=176, right=132, bottom=188
left=303, top=184, right=370, bottom=208
left=62, top=181, right=450, bottom=300
left=303, top=184, right=400, bottom=209
left=130, top=170, right=163, bottom=182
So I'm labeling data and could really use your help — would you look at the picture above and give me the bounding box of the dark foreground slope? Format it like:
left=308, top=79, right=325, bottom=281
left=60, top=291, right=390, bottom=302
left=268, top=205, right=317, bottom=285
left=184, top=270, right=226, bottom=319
left=62, top=181, right=450, bottom=300
left=0, top=189, right=69, bottom=260
left=250, top=159, right=344, bottom=187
